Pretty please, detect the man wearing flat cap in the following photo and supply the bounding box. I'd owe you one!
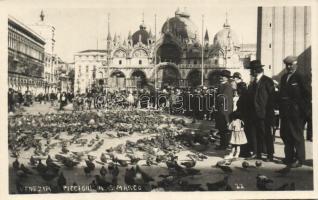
[247,60,275,161]
[214,70,234,150]
[279,55,311,168]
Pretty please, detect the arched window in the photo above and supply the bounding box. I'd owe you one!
[119,60,122,65]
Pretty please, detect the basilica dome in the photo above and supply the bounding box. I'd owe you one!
[161,8,198,41]
[132,23,150,45]
[213,20,240,49]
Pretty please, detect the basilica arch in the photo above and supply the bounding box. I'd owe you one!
[110,70,126,89]
[157,63,181,88]
[130,69,147,88]
[187,69,202,87]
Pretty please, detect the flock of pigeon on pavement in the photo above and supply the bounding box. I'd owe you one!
[9,110,296,193]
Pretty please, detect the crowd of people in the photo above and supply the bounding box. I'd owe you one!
[8,56,312,169]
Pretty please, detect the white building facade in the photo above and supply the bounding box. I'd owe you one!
[30,11,60,93]
[74,8,255,93]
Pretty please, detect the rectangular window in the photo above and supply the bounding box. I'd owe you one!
[269,43,271,48]
[139,60,142,65]
[119,60,122,65]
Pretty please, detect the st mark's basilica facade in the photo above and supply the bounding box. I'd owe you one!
[74,8,252,93]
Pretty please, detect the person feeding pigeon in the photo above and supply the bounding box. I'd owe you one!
[224,111,247,159]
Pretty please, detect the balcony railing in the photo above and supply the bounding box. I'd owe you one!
[177,64,215,68]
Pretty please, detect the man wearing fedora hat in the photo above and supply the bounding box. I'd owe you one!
[214,69,234,150]
[247,60,275,161]
[279,55,311,168]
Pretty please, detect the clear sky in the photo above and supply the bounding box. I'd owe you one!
[7,0,258,62]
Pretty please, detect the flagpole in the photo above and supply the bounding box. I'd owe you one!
[154,14,157,90]
[201,14,204,86]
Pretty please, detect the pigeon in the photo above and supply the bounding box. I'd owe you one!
[255,160,262,167]
[61,145,69,154]
[55,154,67,162]
[36,160,48,174]
[115,158,128,167]
[215,163,233,174]
[96,134,100,140]
[100,153,107,163]
[242,161,250,168]
[62,158,80,168]
[181,157,196,168]
[12,158,20,171]
[256,174,274,191]
[85,160,95,171]
[206,176,230,191]
[166,160,183,172]
[95,175,111,190]
[29,156,37,166]
[125,167,136,185]
[87,155,97,162]
[71,151,85,158]
[88,139,96,147]
[84,166,91,176]
[155,155,166,163]
[146,157,157,166]
[126,154,141,165]
[108,162,115,171]
[111,165,120,178]
[100,166,107,177]
[89,180,98,190]
[70,182,79,193]
[91,139,104,151]
[46,155,60,170]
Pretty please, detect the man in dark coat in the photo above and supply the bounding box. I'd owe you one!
[247,60,275,161]
[214,70,233,150]
[279,56,311,168]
